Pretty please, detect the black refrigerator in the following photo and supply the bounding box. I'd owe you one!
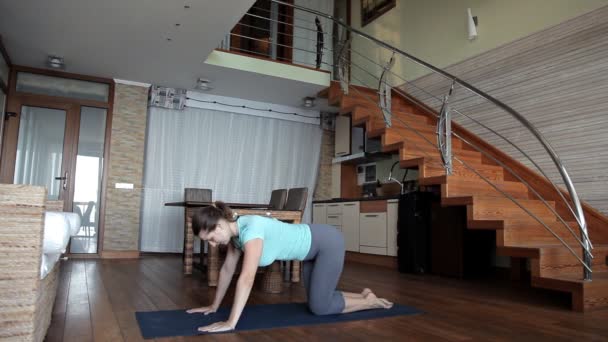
[397,191,495,277]
[397,191,435,274]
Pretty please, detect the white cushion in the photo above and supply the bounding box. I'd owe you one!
[40,253,61,279]
[43,212,71,254]
[64,212,81,236]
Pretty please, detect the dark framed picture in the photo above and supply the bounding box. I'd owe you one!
[361,0,396,27]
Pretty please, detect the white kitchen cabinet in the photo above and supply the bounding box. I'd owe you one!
[326,203,342,214]
[326,213,342,226]
[326,203,342,233]
[341,202,360,252]
[334,115,350,157]
[387,200,399,256]
[359,212,387,255]
[312,203,327,225]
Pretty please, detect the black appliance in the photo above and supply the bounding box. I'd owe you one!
[397,191,435,274]
[397,191,495,277]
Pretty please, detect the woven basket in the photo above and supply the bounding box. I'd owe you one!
[0,184,62,342]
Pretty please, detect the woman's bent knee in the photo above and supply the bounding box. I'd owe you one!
[308,300,336,315]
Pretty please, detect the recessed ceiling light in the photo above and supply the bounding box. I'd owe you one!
[303,97,315,108]
[195,78,213,91]
[47,55,65,69]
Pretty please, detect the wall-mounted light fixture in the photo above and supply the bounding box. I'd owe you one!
[47,55,65,69]
[302,96,315,108]
[195,78,213,91]
[467,8,478,41]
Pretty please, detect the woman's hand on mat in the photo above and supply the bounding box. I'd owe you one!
[186,305,217,315]
[197,321,235,333]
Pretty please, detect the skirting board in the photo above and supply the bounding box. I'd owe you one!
[101,250,140,259]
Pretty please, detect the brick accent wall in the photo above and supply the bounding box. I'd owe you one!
[313,128,335,200]
[102,83,149,252]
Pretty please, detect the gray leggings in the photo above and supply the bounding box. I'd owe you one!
[302,224,346,315]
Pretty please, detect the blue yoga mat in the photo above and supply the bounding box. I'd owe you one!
[136,303,421,339]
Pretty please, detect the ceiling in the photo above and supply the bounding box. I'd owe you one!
[0,0,331,109]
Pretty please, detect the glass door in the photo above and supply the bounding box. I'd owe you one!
[13,104,73,200]
[69,106,107,254]
[13,104,108,254]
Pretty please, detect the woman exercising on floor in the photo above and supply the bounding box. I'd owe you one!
[187,201,393,333]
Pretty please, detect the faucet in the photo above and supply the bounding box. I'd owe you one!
[387,161,404,194]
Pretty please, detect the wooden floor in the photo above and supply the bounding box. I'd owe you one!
[45,256,608,342]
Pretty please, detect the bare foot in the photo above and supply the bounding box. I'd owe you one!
[365,292,394,309]
[361,288,373,298]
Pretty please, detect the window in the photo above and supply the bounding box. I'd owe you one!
[16,72,109,102]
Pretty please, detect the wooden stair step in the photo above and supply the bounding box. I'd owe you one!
[381,133,404,152]
[441,177,530,200]
[366,118,389,137]
[400,150,444,170]
[328,82,379,105]
[459,196,557,222]
[399,146,484,168]
[389,123,437,135]
[531,271,608,311]
[317,86,330,99]
[384,127,464,149]
[344,105,431,127]
[383,129,435,152]
[467,198,556,222]
[405,143,483,161]
[424,162,504,182]
[391,109,433,125]
[495,244,606,280]
[399,156,447,178]
[498,220,583,247]
[339,93,380,110]
[450,163,504,182]
[530,244,608,279]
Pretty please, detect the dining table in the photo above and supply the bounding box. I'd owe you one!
[164,201,303,288]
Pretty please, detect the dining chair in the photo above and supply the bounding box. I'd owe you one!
[268,189,287,210]
[81,201,95,237]
[264,187,309,293]
[284,187,308,211]
[184,188,212,203]
[184,188,212,278]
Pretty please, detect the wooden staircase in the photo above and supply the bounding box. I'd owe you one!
[319,81,608,311]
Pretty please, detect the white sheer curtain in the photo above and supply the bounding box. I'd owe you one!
[140,106,323,252]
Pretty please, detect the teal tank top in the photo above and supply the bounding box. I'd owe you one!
[233,215,312,267]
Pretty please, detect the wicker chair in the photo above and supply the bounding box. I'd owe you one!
[0,184,63,342]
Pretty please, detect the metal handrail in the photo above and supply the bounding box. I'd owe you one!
[270,0,592,279]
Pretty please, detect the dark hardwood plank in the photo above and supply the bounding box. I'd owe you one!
[46,256,608,341]
[84,260,124,341]
[62,261,93,342]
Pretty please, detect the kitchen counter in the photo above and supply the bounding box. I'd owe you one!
[313,195,400,204]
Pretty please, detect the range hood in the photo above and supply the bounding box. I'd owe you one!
[332,151,392,164]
